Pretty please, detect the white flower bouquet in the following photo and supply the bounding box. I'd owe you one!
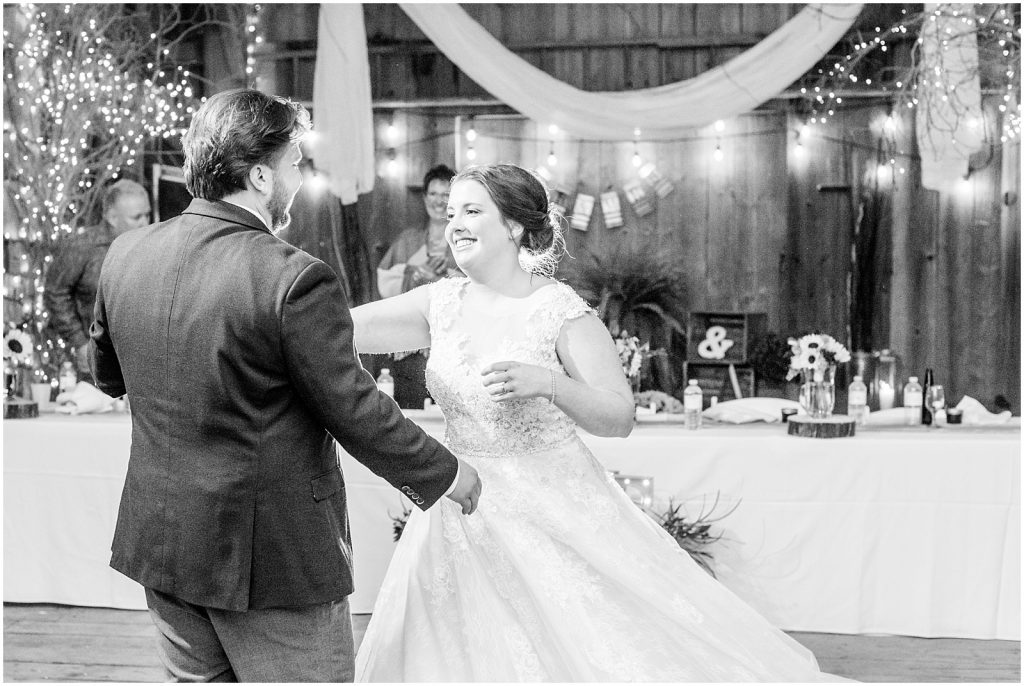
[785,333,851,382]
[615,331,648,380]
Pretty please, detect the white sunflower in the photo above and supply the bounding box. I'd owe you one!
[3,329,34,365]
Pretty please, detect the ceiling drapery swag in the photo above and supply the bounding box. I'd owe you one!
[312,3,375,203]
[399,3,864,140]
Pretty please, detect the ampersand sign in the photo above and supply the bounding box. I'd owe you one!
[697,325,734,360]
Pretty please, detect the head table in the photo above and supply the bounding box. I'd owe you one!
[3,410,1018,640]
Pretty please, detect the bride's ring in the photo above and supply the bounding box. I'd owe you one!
[500,382,507,394]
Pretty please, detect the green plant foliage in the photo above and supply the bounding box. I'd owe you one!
[561,243,688,393]
[647,493,739,578]
[748,332,795,385]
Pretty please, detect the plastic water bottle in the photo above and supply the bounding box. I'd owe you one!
[58,361,78,394]
[848,375,867,426]
[376,368,394,398]
[903,376,922,425]
[683,379,703,430]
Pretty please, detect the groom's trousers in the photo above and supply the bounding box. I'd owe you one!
[145,587,355,682]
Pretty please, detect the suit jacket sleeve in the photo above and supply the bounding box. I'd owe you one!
[45,240,90,350]
[282,261,458,509]
[89,271,126,397]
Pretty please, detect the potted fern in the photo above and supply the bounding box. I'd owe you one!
[561,244,687,394]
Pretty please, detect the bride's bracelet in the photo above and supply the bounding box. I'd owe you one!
[549,370,557,404]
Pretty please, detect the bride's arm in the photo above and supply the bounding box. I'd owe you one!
[552,314,636,437]
[350,286,432,354]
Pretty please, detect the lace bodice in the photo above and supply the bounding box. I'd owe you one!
[424,277,594,457]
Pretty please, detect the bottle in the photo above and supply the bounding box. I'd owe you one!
[58,361,78,394]
[683,379,703,430]
[921,368,934,425]
[376,368,394,398]
[903,376,922,425]
[848,375,867,426]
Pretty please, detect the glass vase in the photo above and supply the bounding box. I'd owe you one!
[799,365,836,419]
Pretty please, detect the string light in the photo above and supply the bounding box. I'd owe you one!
[385,112,398,144]
[713,144,724,162]
[386,148,398,177]
[465,116,477,142]
[632,127,642,167]
[245,4,262,78]
[547,142,557,167]
[3,3,199,382]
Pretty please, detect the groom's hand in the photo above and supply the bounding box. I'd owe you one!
[446,458,482,515]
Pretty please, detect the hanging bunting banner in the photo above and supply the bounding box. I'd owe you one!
[600,190,624,229]
[639,163,675,199]
[570,193,595,231]
[622,180,654,217]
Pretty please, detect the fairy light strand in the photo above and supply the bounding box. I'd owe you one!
[2,3,201,381]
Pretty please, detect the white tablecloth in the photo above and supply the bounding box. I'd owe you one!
[3,412,1019,639]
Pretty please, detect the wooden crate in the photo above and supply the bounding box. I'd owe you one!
[683,362,756,409]
[686,312,767,365]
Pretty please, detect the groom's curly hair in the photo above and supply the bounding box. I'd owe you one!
[182,89,311,201]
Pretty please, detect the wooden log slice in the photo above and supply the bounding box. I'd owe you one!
[3,398,39,419]
[787,414,856,438]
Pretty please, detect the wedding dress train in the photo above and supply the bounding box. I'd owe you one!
[355,277,846,682]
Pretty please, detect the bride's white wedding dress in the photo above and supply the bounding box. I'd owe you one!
[355,277,845,682]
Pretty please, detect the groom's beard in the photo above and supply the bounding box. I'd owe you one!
[267,179,293,233]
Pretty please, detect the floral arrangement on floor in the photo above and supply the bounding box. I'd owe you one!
[786,333,851,382]
[390,502,413,542]
[647,493,739,578]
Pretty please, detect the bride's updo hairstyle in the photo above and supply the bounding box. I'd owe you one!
[452,163,566,278]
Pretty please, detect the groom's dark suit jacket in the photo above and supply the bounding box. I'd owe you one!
[91,199,457,611]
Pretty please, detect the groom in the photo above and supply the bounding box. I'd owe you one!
[90,89,481,682]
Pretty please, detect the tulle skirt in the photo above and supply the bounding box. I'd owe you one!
[355,435,848,682]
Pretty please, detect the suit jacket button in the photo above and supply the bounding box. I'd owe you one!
[402,486,410,493]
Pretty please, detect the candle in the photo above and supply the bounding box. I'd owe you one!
[877,381,895,410]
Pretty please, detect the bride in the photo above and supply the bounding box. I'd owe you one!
[350,163,846,682]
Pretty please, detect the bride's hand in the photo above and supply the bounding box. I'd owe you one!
[481,361,553,402]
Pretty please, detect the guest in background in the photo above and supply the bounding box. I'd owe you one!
[375,164,461,409]
[376,164,459,298]
[44,179,151,373]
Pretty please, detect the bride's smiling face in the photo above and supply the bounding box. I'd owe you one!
[445,179,521,274]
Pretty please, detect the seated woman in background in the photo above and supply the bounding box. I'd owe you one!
[375,164,461,409]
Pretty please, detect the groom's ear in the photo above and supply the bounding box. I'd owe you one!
[247,163,272,195]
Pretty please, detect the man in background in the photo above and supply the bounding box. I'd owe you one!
[44,179,151,373]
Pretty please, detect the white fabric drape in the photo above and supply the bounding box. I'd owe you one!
[915,4,985,191]
[312,3,375,203]
[399,3,863,140]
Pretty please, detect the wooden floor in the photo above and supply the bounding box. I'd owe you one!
[4,603,1020,683]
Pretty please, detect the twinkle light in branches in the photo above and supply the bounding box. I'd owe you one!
[812,5,1018,134]
[2,3,202,380]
